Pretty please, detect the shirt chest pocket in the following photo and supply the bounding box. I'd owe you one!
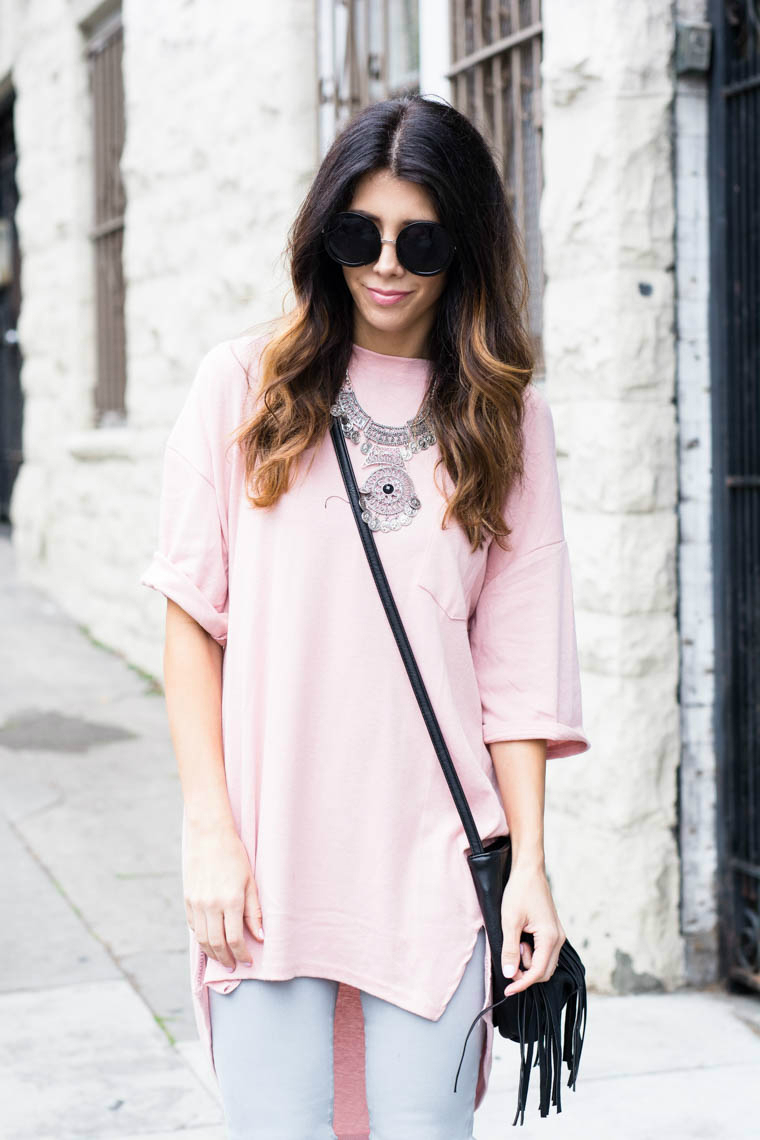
[415,509,490,622]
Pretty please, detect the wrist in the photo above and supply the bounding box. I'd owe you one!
[509,845,546,873]
[185,805,236,835]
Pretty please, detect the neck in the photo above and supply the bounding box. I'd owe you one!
[351,315,433,360]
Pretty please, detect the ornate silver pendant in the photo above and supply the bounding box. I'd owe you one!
[329,368,435,532]
[358,465,421,531]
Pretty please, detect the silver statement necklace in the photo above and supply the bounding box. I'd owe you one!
[330,368,437,532]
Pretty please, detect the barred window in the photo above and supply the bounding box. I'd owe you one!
[85,10,127,426]
[317,0,421,158]
[447,0,544,377]
[316,0,544,377]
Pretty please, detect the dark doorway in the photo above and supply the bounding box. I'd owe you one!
[0,91,22,524]
[708,0,760,992]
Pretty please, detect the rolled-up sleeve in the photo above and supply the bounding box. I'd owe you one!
[468,385,589,759]
[140,346,232,646]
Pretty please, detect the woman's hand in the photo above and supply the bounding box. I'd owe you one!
[500,861,566,996]
[183,820,264,970]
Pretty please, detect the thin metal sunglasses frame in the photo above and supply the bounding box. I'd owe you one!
[321,210,457,276]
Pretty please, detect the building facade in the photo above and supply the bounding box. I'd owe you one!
[0,0,756,1001]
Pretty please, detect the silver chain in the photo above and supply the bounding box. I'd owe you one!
[330,369,436,532]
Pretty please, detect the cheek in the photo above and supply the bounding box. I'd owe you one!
[417,274,447,308]
[342,268,363,299]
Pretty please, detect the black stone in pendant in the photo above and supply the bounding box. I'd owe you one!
[359,464,417,527]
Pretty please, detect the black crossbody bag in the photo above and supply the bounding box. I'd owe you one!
[330,417,588,1127]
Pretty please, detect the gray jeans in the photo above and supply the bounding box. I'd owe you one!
[208,925,487,1140]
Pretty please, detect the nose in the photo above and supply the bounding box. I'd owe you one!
[373,236,404,275]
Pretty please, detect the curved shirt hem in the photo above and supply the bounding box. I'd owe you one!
[193,921,496,1115]
[202,925,485,1021]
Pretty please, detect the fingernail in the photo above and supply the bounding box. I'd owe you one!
[224,964,235,972]
[258,927,264,939]
[243,961,253,967]
[503,961,516,976]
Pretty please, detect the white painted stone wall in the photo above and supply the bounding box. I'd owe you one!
[674,0,718,984]
[2,0,317,677]
[539,0,686,991]
[1,0,718,993]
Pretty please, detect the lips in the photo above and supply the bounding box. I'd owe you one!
[365,286,411,305]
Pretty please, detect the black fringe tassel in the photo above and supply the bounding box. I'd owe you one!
[452,939,588,1127]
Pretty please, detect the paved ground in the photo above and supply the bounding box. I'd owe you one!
[1,525,759,1140]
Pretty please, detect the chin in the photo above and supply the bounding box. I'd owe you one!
[358,303,409,329]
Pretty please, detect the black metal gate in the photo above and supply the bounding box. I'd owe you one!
[709,0,760,991]
[0,92,22,523]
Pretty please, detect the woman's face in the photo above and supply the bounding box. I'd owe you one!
[340,169,449,353]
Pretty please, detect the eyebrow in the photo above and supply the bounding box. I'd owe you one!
[353,209,436,226]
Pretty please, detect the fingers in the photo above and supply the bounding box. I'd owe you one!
[210,881,264,967]
[501,926,529,979]
[503,931,565,996]
[183,834,265,970]
[223,911,254,968]
[189,894,261,970]
[243,879,265,944]
[190,904,209,959]
[206,909,237,970]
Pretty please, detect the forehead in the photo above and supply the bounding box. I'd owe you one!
[348,169,439,223]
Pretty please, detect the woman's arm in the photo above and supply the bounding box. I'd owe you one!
[164,598,264,967]
[164,598,232,831]
[490,738,547,871]
[489,738,566,993]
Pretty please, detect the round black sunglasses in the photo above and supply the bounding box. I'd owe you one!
[321,211,456,277]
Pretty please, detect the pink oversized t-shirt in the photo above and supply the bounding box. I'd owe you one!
[140,333,589,1135]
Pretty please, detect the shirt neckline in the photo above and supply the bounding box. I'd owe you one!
[347,342,433,419]
[350,342,432,365]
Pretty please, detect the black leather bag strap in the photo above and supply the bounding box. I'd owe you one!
[329,416,485,858]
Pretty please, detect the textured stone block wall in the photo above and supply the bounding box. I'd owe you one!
[1,0,709,992]
[539,0,685,991]
[4,0,317,675]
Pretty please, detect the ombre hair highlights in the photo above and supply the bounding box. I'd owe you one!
[232,94,535,553]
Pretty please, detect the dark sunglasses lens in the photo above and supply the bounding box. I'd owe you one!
[323,213,379,266]
[397,222,453,274]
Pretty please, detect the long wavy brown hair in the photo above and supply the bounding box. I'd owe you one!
[232,95,535,552]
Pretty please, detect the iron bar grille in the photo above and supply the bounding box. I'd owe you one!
[86,15,127,426]
[0,94,22,521]
[710,0,760,991]
[318,0,420,148]
[446,0,544,379]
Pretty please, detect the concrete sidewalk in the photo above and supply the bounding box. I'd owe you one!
[1,527,758,1140]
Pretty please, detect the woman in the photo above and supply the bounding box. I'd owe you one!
[141,94,589,1140]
